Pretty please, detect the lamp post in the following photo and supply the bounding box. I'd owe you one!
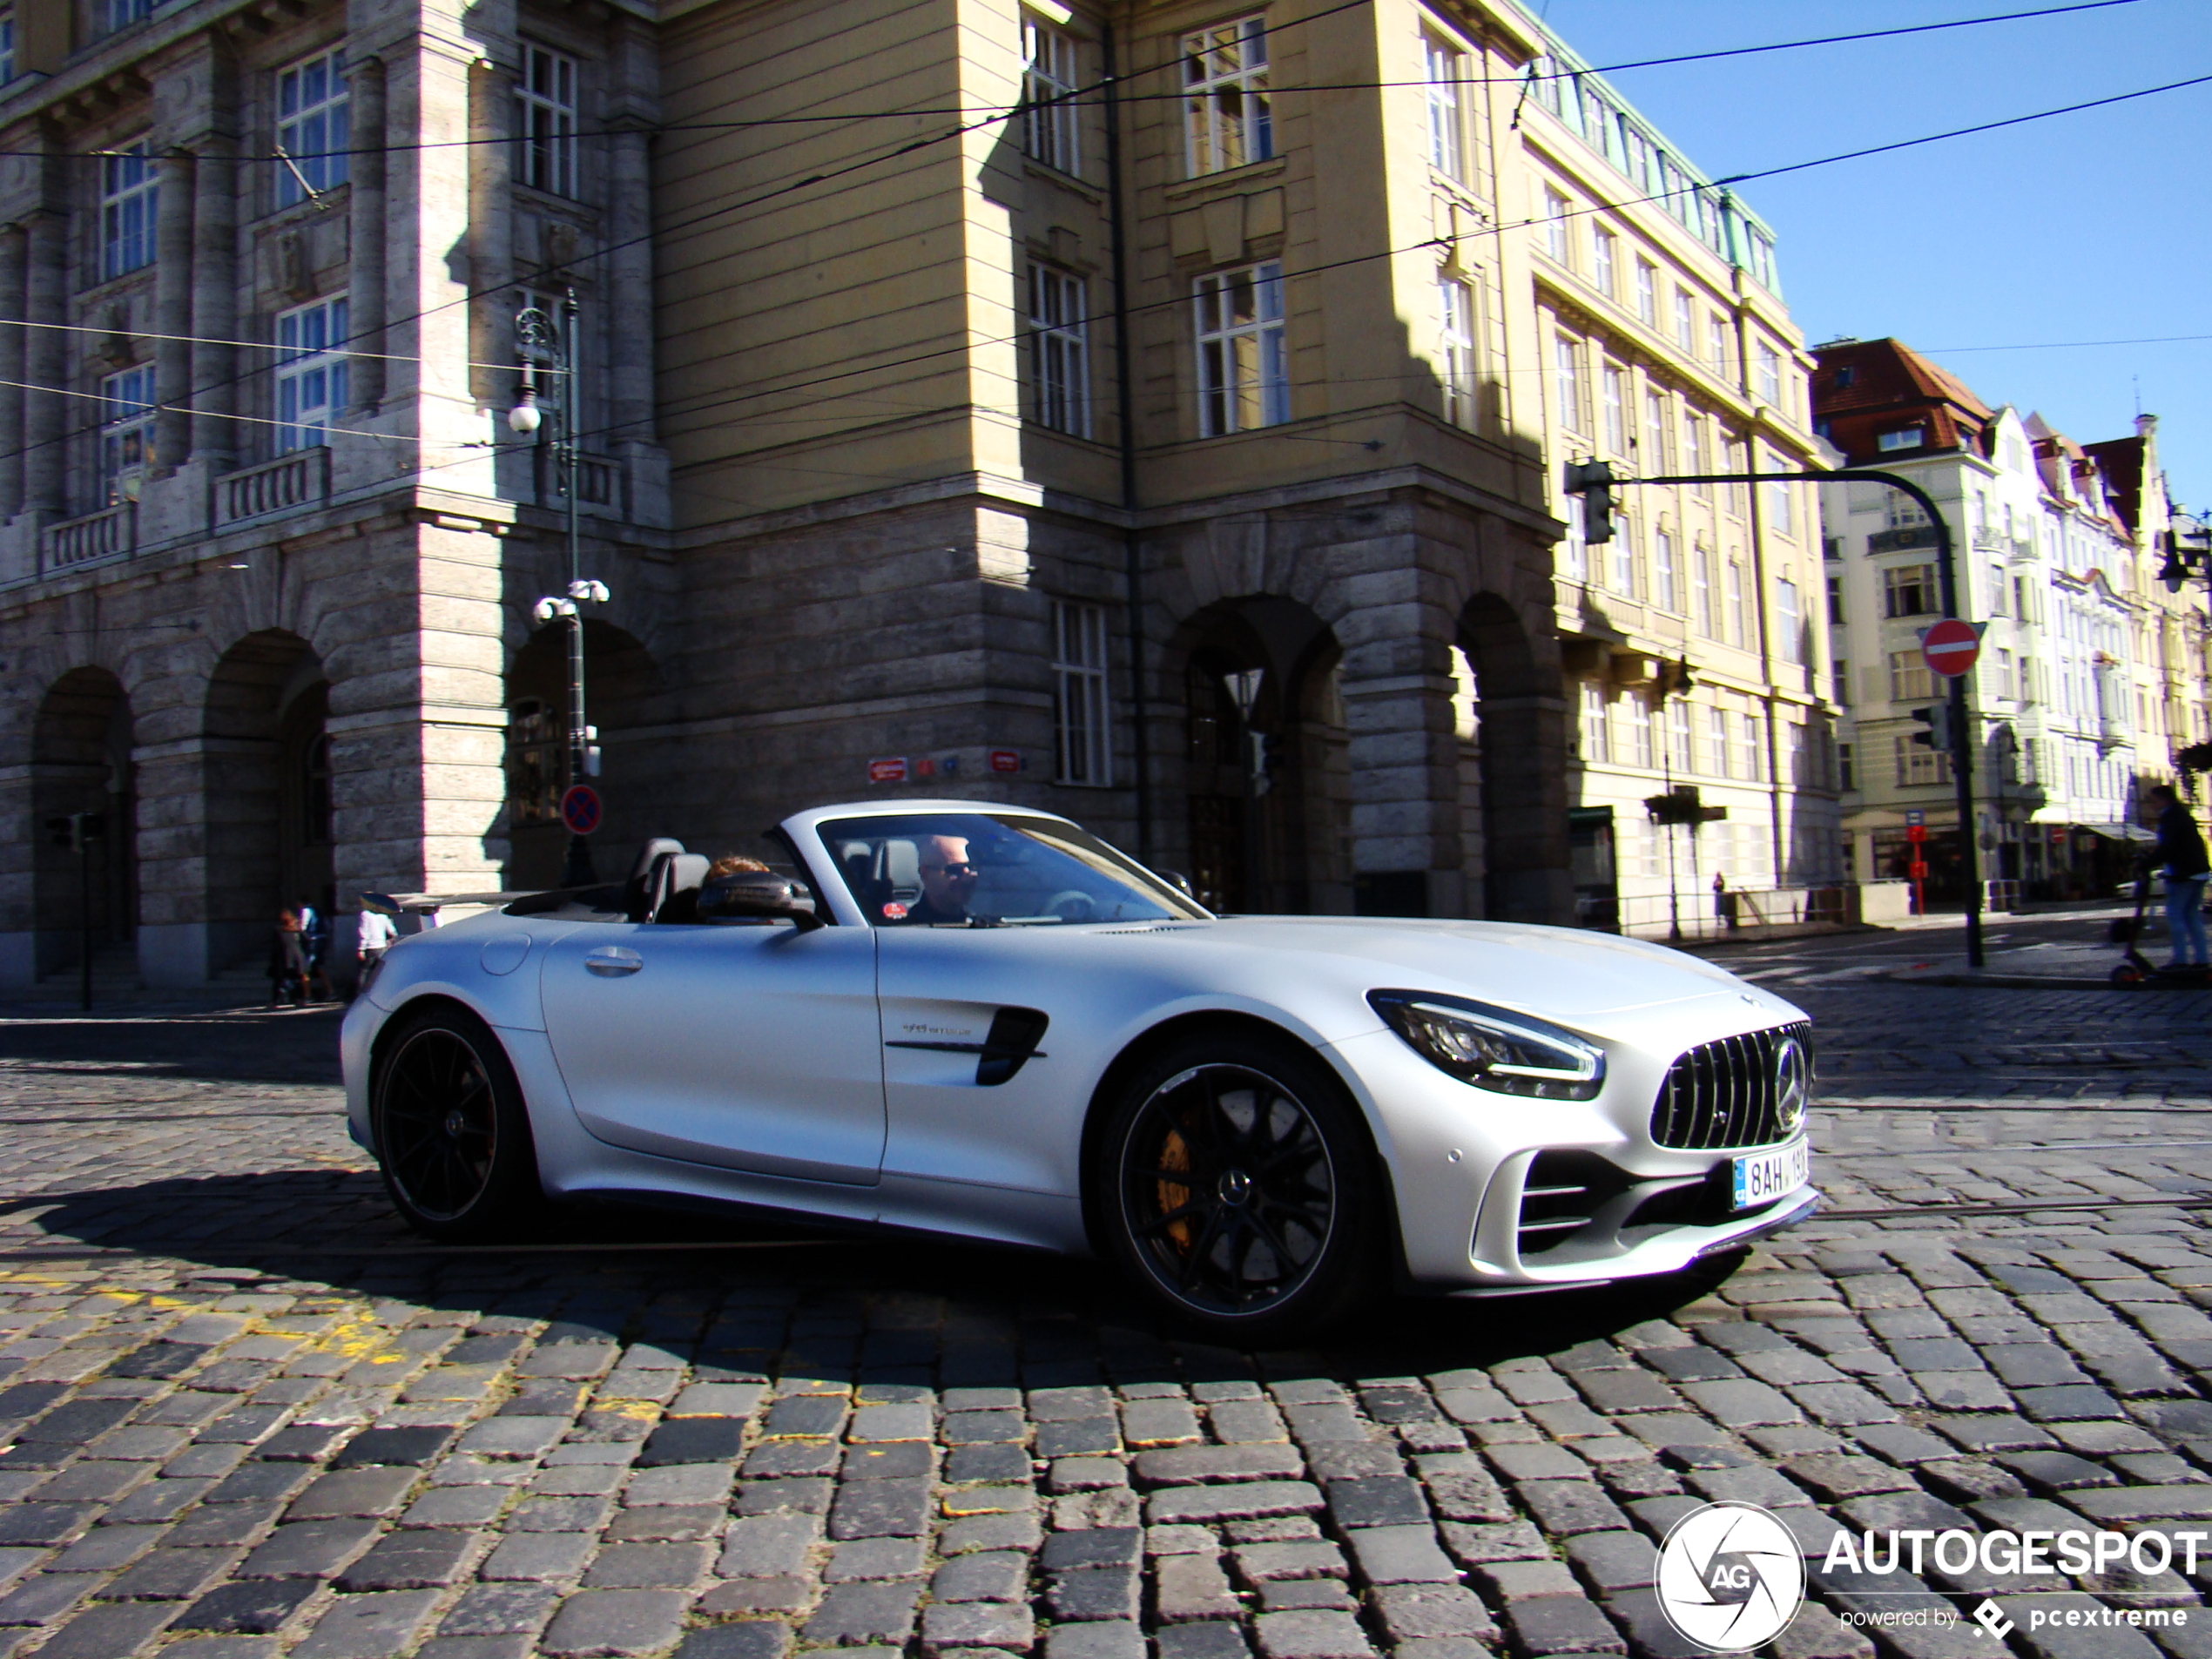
[511,290,606,888]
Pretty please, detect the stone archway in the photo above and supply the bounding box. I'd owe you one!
[1459,591,1572,923]
[1172,597,1347,914]
[203,631,329,974]
[30,668,137,981]
[504,619,664,890]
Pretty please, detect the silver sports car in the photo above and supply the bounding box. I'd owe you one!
[342,799,1817,1339]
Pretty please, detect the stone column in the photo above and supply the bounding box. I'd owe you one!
[1338,597,1467,919]
[190,136,237,471]
[346,57,387,412]
[153,150,195,475]
[606,125,655,445]
[0,226,26,522]
[23,210,64,516]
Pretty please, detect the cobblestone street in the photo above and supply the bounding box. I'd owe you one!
[0,934,2208,1659]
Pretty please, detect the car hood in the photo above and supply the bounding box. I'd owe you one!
[1116,915,1801,1034]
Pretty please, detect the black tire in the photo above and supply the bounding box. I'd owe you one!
[1093,1028,1379,1343]
[2112,964,2147,986]
[370,1006,542,1241]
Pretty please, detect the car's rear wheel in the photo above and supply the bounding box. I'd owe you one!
[371,1007,540,1241]
[1095,1028,1379,1342]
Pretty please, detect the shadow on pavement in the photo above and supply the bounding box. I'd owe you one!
[0,1006,346,1088]
[4,1168,1739,1376]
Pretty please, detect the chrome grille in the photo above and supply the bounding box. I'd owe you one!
[1649,1023,1811,1150]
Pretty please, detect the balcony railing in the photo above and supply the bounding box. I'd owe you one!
[43,503,135,574]
[1869,523,1939,553]
[216,447,330,529]
[535,448,624,517]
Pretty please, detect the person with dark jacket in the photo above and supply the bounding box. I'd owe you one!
[2145,784,2210,968]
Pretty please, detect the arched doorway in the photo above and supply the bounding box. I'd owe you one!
[1177,598,1348,914]
[204,631,329,972]
[505,620,663,890]
[31,668,137,980]
[1458,592,1571,923]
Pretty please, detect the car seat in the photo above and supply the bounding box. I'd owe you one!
[643,853,711,923]
[624,838,685,921]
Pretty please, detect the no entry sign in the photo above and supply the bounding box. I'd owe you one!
[1921,617,1980,678]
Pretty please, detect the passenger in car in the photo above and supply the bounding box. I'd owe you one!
[905,834,979,924]
[708,854,770,878]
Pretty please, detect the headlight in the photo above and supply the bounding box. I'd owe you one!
[1368,990,1605,1100]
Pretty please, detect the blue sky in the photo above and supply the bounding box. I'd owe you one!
[1538,0,2212,515]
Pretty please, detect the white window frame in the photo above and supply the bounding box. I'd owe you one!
[1600,361,1625,456]
[1591,226,1615,298]
[1708,313,1729,374]
[1764,455,1795,537]
[1736,711,1762,782]
[1022,16,1082,177]
[274,295,350,452]
[1610,512,1636,598]
[1709,706,1730,779]
[516,42,579,198]
[1673,287,1693,352]
[1183,16,1271,177]
[276,49,350,206]
[1654,529,1678,613]
[1194,261,1287,435]
[1423,30,1464,180]
[1693,541,1713,636]
[1028,266,1089,438]
[1553,334,1582,433]
[1726,560,1747,645]
[1756,340,1782,404]
[1437,276,1475,428]
[1642,387,1670,473]
[1669,699,1693,773]
[1543,189,1570,264]
[1684,409,1709,497]
[101,141,157,281]
[1580,684,1610,765]
[1888,649,1932,702]
[1052,600,1113,786]
[99,363,155,498]
[1775,576,1800,664]
[1878,426,1925,452]
[1634,260,1656,326]
[1626,696,1653,769]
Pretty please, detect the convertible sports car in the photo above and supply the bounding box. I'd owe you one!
[342,800,1818,1339]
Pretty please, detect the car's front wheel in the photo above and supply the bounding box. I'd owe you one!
[370,1007,541,1241]
[1095,1028,1379,1342]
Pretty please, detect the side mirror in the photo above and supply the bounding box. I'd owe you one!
[1156,869,1197,900]
[696,873,825,932]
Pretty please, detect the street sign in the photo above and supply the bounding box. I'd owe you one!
[558,784,602,836]
[1905,825,1926,844]
[867,757,908,785]
[988,749,1022,774]
[1921,617,1980,678]
[1909,861,1930,880]
[1905,808,1924,826]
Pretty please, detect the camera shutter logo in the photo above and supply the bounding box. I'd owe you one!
[1656,1501,1806,1652]
[1772,1035,1810,1135]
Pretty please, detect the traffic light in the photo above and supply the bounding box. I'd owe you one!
[1909,704,1954,752]
[1563,459,1617,545]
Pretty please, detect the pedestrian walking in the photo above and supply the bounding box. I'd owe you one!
[299,898,333,1001]
[1712,871,1738,932]
[269,907,311,1008]
[355,906,396,995]
[2143,784,2210,968]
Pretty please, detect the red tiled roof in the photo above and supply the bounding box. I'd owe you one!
[1810,338,1993,465]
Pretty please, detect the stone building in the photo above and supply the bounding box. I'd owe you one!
[1813,338,2207,905]
[0,0,1831,990]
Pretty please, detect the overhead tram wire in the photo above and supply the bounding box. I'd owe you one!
[0,0,2141,162]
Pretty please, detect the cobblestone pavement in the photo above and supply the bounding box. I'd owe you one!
[0,961,2208,1659]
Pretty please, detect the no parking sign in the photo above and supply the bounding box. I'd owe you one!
[559,784,603,836]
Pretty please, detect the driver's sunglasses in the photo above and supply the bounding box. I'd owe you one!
[922,861,980,877]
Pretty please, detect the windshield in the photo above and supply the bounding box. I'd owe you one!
[819,813,1210,927]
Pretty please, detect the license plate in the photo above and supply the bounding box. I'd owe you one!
[1731,1139,1810,1211]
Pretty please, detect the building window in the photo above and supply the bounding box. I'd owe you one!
[1893,734,1949,786]
[1654,529,1678,613]
[1028,267,1089,437]
[1838,741,1854,791]
[1707,313,1729,374]
[1683,410,1708,496]
[1560,491,1587,584]
[1825,573,1844,624]
[1022,16,1081,176]
[1543,189,1570,263]
[1194,261,1287,435]
[1775,577,1801,664]
[1736,712,1762,782]
[1710,706,1730,779]
[1183,17,1271,176]
[1611,513,1636,599]
[1888,649,1932,702]
[1626,697,1653,768]
[1755,341,1782,405]
[274,296,350,451]
[99,363,156,497]
[1580,684,1610,764]
[1669,699,1693,773]
[1673,288,1693,352]
[516,44,579,197]
[276,50,350,206]
[1591,226,1616,298]
[1883,563,1939,618]
[102,142,157,280]
[1423,30,1464,179]
[1693,543,1714,636]
[1600,362,1625,456]
[1642,388,1671,473]
[0,12,14,84]
[1052,600,1112,786]
[1877,426,1925,452]
[1437,277,1475,428]
[1831,658,1849,707]
[1726,560,1747,645]
[1764,457,1794,537]
[1635,260,1656,327]
[1553,334,1582,433]
[107,0,153,29]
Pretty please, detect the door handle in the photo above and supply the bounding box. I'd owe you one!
[583,946,643,977]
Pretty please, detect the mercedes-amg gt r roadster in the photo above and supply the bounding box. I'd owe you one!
[342,800,1817,1339]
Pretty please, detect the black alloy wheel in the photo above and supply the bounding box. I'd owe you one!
[371,1008,539,1240]
[1099,1031,1376,1339]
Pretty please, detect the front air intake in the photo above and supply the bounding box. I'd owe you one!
[1649,1023,1811,1150]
